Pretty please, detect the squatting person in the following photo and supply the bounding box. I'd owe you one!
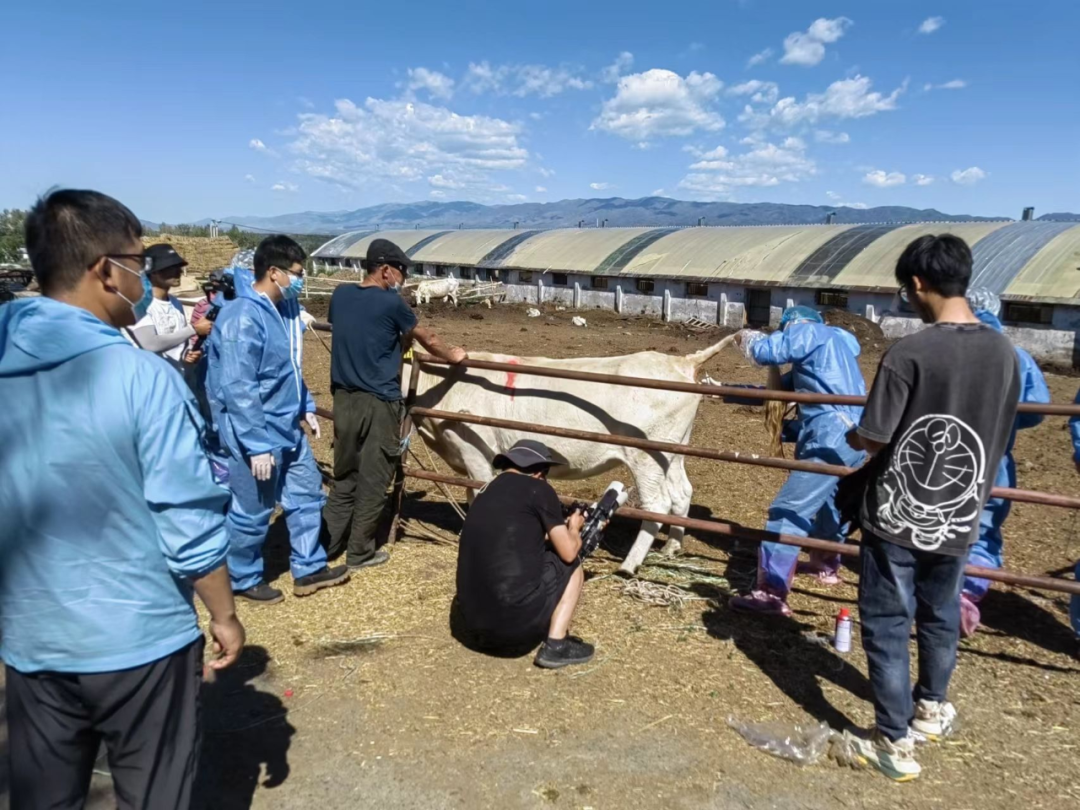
[729,304,867,617]
[847,234,1020,781]
[454,440,596,668]
[207,235,349,603]
[323,238,466,570]
[0,189,245,808]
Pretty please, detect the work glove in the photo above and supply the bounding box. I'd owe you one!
[299,309,316,328]
[735,329,767,365]
[250,453,275,482]
[304,412,321,440]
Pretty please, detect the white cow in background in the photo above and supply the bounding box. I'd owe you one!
[411,276,460,307]
[403,336,734,573]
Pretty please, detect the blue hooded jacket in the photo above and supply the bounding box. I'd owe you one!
[749,321,866,425]
[0,297,229,674]
[206,266,316,458]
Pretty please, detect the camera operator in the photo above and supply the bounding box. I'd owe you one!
[454,440,595,669]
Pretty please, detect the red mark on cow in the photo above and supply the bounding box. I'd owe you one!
[505,358,521,400]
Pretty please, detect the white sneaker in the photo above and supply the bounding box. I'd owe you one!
[854,730,922,782]
[910,699,957,742]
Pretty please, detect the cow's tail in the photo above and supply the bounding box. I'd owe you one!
[685,335,735,368]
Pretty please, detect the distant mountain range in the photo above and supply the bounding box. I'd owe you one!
[197,196,1076,235]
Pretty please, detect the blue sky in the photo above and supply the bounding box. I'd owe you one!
[1,1,1076,223]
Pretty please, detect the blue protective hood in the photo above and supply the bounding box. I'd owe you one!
[975,309,1004,333]
[0,297,129,377]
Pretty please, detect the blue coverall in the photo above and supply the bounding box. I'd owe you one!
[207,266,327,591]
[963,310,1050,599]
[1070,388,1080,637]
[749,322,867,596]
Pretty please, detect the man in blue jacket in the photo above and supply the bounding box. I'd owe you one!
[961,289,1051,636]
[729,305,867,617]
[208,235,348,603]
[0,189,245,808]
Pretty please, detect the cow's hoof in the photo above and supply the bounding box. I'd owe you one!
[616,561,640,577]
[660,538,682,558]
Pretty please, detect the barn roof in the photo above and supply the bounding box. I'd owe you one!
[314,221,1080,303]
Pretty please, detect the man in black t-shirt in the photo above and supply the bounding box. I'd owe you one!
[847,235,1020,782]
[454,440,595,669]
[322,238,466,571]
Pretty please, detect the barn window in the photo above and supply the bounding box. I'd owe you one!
[435,266,446,277]
[1003,302,1053,326]
[816,290,849,308]
[686,281,709,297]
[636,278,655,294]
[552,273,568,286]
[459,268,474,280]
[591,276,609,290]
[519,270,533,283]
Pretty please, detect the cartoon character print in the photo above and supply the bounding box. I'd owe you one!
[879,414,986,551]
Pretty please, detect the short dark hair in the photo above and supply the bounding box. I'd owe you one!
[895,234,973,298]
[253,234,306,281]
[25,188,142,294]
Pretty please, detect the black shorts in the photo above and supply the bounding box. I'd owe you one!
[458,550,579,652]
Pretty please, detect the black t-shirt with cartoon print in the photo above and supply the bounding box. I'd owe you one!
[857,323,1020,557]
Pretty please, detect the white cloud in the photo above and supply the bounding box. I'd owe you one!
[602,51,634,83]
[825,190,868,209]
[651,188,667,196]
[912,173,935,186]
[287,97,528,195]
[745,75,905,128]
[924,79,967,91]
[430,190,447,199]
[863,169,906,187]
[537,167,556,178]
[727,80,779,105]
[528,112,544,121]
[244,174,256,183]
[507,194,528,202]
[780,17,852,67]
[463,61,592,97]
[249,138,279,157]
[919,16,945,35]
[951,166,987,185]
[678,137,817,197]
[814,129,850,144]
[591,68,725,142]
[747,48,773,68]
[535,185,547,193]
[406,67,455,100]
[590,182,614,191]
[271,181,299,193]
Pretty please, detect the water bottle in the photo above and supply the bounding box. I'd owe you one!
[834,608,852,653]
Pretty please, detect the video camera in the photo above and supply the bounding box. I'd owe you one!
[203,271,236,303]
[566,482,629,561]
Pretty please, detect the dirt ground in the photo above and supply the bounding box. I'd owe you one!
[3,299,1079,810]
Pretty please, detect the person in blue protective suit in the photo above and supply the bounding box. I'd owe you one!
[0,189,244,808]
[960,289,1051,636]
[207,235,349,604]
[1071,388,1080,646]
[729,305,868,617]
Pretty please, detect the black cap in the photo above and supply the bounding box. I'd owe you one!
[364,238,413,274]
[145,243,188,274]
[492,440,565,471]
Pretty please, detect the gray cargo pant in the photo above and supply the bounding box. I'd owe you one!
[323,388,404,566]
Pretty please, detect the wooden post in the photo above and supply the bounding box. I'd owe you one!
[387,350,423,543]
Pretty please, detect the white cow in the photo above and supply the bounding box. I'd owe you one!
[411,276,461,307]
[403,336,733,573]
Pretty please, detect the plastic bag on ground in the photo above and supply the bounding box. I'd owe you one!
[526,308,541,318]
[727,716,832,766]
[572,316,588,327]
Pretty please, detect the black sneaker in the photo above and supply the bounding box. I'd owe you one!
[236,583,284,604]
[347,550,390,572]
[293,565,350,597]
[534,635,595,669]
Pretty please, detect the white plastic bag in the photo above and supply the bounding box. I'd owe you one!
[572,316,588,327]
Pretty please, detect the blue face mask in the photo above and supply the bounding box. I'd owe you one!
[109,259,154,320]
[277,271,305,300]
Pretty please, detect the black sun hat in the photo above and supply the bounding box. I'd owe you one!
[363,238,413,274]
[145,243,188,274]
[492,440,566,471]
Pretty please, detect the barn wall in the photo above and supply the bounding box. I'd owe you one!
[880,314,1080,367]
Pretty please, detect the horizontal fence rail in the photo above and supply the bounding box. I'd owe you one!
[406,407,1080,510]
[404,467,1080,596]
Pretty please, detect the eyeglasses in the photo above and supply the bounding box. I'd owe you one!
[273,265,304,279]
[103,254,153,274]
